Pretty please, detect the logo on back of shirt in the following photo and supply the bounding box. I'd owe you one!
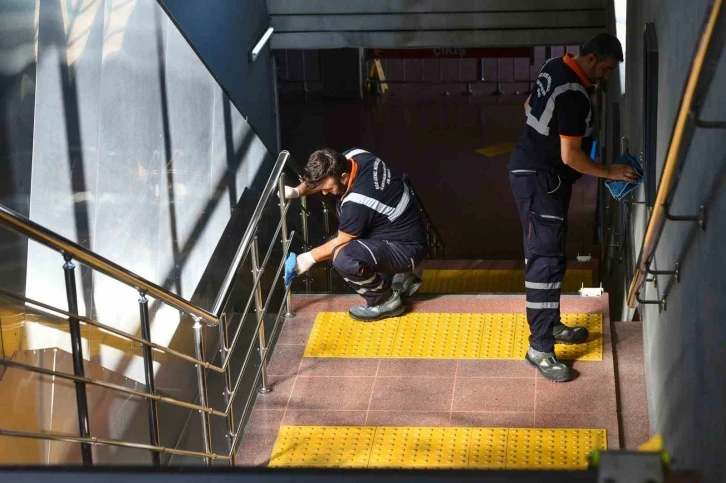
[372,158,391,191]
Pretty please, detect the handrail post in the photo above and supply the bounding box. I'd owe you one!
[218,314,236,465]
[192,319,213,466]
[138,291,161,466]
[300,196,312,292]
[62,254,93,465]
[251,238,272,394]
[277,173,295,317]
[322,204,333,291]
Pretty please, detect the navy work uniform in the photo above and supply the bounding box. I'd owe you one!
[332,149,428,306]
[508,54,595,353]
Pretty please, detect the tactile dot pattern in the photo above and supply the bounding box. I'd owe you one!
[304,312,400,358]
[304,312,603,361]
[419,269,592,294]
[506,428,607,469]
[392,313,483,359]
[269,425,376,467]
[368,427,471,468]
[469,428,509,468]
[269,426,607,470]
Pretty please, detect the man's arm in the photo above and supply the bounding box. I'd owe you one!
[295,231,357,275]
[310,232,356,262]
[561,137,637,182]
[295,182,321,197]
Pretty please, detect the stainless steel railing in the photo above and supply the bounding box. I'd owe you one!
[0,149,445,466]
[0,150,305,466]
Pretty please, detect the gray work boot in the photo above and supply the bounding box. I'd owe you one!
[349,291,405,322]
[553,322,589,344]
[392,272,423,297]
[525,347,571,382]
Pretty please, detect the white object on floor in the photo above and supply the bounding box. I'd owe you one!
[579,283,604,297]
[576,253,592,262]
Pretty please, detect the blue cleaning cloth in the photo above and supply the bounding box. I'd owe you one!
[605,152,644,201]
[284,252,297,286]
[590,139,598,160]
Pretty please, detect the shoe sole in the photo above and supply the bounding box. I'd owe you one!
[349,303,406,322]
[525,354,571,383]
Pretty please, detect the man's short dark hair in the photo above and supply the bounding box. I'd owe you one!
[303,148,349,187]
[581,33,624,62]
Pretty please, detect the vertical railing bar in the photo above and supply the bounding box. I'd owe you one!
[138,291,161,466]
[62,254,93,465]
[193,319,213,466]
[250,238,271,394]
[218,314,236,465]
[300,196,312,292]
[277,173,295,317]
[322,205,333,291]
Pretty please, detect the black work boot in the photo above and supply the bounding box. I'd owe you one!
[525,347,571,382]
[349,291,405,322]
[392,272,423,297]
[553,322,589,344]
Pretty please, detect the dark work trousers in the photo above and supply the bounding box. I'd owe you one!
[509,169,573,353]
[332,239,427,306]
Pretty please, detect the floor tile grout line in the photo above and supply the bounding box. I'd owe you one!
[448,360,459,426]
[364,360,381,425]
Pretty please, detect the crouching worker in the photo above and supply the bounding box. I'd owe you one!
[281,148,427,321]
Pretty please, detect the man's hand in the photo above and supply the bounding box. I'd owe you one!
[278,186,300,200]
[607,164,639,183]
[295,252,315,274]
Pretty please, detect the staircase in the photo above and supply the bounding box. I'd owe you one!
[235,258,649,469]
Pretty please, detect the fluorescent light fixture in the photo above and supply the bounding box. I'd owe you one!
[250,27,274,63]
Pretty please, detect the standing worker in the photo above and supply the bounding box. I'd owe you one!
[508,33,637,382]
[281,148,427,321]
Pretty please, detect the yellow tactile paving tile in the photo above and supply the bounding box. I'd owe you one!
[304,312,603,361]
[419,269,592,294]
[269,426,607,470]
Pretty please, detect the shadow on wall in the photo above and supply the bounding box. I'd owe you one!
[3,0,277,463]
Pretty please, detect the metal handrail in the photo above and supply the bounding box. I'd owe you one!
[627,0,725,308]
[0,287,224,373]
[0,428,231,461]
[0,205,217,326]
[0,359,226,417]
[211,150,293,316]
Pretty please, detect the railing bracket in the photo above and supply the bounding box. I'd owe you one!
[645,262,681,283]
[664,204,706,230]
[695,118,726,129]
[636,291,667,311]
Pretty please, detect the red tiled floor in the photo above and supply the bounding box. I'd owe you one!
[291,293,610,318]
[613,321,650,449]
[450,411,535,428]
[376,359,457,378]
[267,344,305,376]
[240,293,620,466]
[239,410,285,446]
[369,377,455,412]
[276,316,317,346]
[456,360,536,378]
[297,358,380,377]
[235,442,276,466]
[288,376,375,411]
[253,376,295,411]
[282,410,367,426]
[366,411,451,427]
[452,377,535,413]
[535,375,617,414]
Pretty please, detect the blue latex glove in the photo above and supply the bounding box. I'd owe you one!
[605,152,644,201]
[284,252,297,286]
